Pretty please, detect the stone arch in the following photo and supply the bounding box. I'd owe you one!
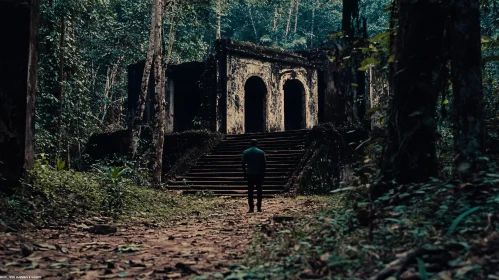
[279,71,310,130]
[243,75,268,133]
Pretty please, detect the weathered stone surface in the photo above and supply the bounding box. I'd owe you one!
[216,39,319,135]
[127,39,323,137]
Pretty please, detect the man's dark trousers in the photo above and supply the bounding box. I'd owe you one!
[247,174,263,210]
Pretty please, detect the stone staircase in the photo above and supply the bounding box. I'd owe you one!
[167,130,310,197]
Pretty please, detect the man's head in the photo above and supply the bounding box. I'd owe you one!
[251,139,257,146]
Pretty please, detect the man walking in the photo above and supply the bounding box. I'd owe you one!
[242,139,266,213]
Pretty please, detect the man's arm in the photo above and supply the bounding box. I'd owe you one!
[242,153,247,180]
[261,153,266,178]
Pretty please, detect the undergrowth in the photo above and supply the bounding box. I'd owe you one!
[0,156,224,231]
[199,160,499,280]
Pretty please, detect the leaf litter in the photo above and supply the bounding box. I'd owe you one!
[0,197,329,279]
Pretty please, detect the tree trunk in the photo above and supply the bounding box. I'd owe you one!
[248,6,258,41]
[45,0,58,136]
[450,0,485,173]
[328,0,362,125]
[164,7,180,133]
[311,7,315,47]
[216,0,221,39]
[129,0,160,158]
[101,57,123,123]
[272,7,279,32]
[380,0,447,186]
[293,0,299,33]
[0,0,40,190]
[55,15,66,161]
[285,0,294,37]
[150,0,165,186]
[342,0,359,39]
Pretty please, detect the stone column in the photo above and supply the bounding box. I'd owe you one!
[0,0,40,189]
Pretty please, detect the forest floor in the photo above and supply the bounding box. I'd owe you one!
[0,197,332,280]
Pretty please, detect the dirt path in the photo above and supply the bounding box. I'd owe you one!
[0,198,328,279]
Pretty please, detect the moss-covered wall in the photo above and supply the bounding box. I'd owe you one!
[284,124,369,195]
[216,39,319,135]
[86,130,222,177]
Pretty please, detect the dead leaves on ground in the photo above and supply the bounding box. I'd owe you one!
[0,198,327,279]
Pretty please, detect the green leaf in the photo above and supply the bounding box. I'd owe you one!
[370,31,390,43]
[56,158,66,171]
[416,258,428,280]
[384,218,402,223]
[27,262,39,269]
[446,206,481,236]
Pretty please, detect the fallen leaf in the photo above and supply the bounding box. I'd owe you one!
[165,272,182,278]
[320,253,330,261]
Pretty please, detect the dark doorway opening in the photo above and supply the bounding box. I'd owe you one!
[170,62,205,132]
[284,79,305,131]
[244,76,267,133]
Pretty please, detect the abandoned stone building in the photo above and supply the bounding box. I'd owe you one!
[128,39,332,135]
[118,39,368,196]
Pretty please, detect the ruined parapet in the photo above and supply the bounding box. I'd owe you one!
[215,38,320,135]
[284,123,369,195]
[216,39,315,67]
[127,60,210,133]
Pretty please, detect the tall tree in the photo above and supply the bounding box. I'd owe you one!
[285,0,294,37]
[129,0,162,158]
[381,0,447,185]
[150,0,165,185]
[216,0,222,39]
[0,0,40,189]
[450,0,485,173]
[327,0,366,125]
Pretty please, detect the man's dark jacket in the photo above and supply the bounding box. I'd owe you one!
[242,146,266,175]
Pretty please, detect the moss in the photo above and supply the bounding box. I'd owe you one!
[163,129,223,179]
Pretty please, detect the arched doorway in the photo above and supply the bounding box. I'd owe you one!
[244,76,267,133]
[284,79,305,131]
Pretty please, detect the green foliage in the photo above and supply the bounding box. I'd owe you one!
[0,155,226,230]
[97,166,131,216]
[446,206,481,236]
[56,158,66,171]
[416,257,428,280]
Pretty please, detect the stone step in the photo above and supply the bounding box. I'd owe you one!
[220,138,306,145]
[195,157,302,164]
[177,177,288,183]
[212,144,305,152]
[185,171,290,176]
[168,185,283,191]
[224,130,309,140]
[189,167,295,173]
[169,180,286,185]
[190,163,296,168]
[206,151,305,156]
[167,130,310,197]
[203,151,304,157]
[179,190,279,197]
